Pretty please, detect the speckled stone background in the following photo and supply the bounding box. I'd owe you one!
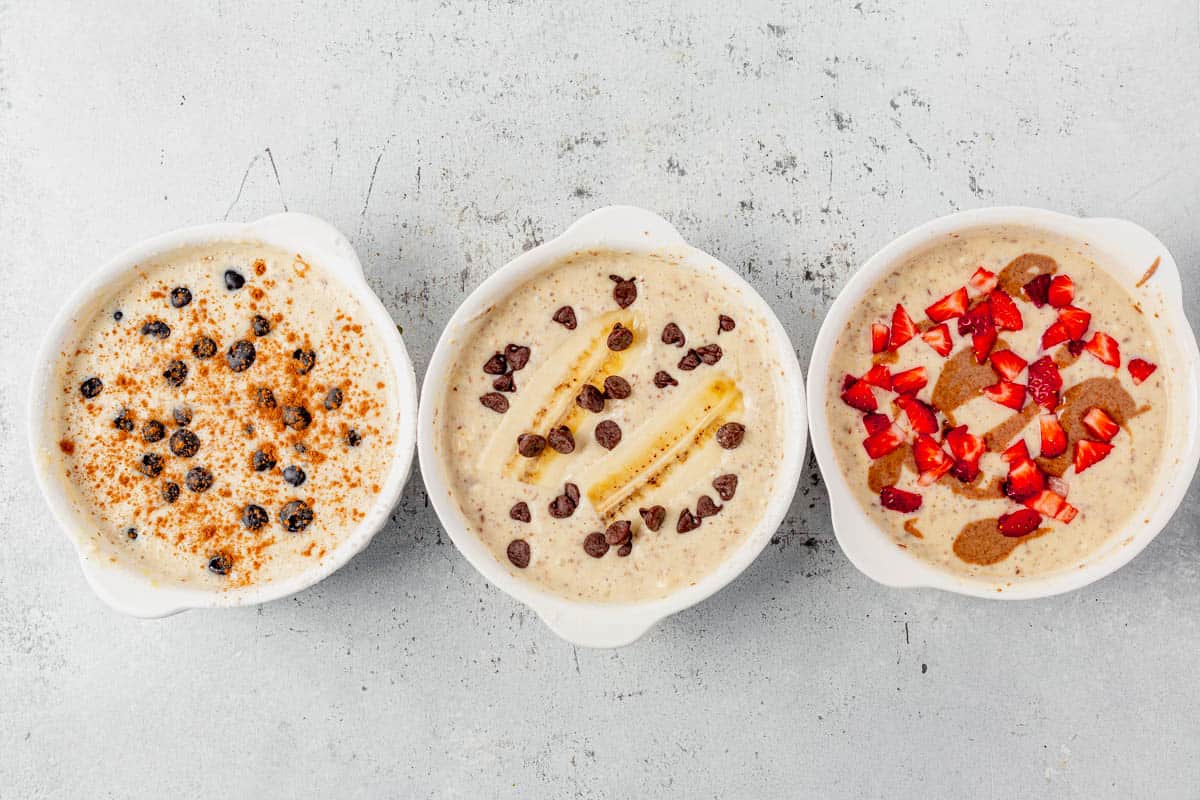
[2,1,1198,797]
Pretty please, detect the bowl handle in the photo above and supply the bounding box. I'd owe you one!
[250,212,365,283]
[1083,217,1183,300]
[78,556,188,618]
[559,205,688,249]
[829,503,927,589]
[535,606,661,649]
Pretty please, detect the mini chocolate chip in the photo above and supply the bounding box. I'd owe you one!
[252,449,276,472]
[607,322,633,351]
[137,453,164,477]
[506,539,531,568]
[564,483,580,504]
[505,344,531,370]
[255,386,277,408]
[279,499,313,532]
[324,386,344,410]
[345,429,362,447]
[208,553,232,575]
[603,375,631,399]
[141,419,165,442]
[185,466,213,493]
[251,314,272,336]
[583,532,610,558]
[653,371,678,388]
[162,360,188,386]
[173,406,192,427]
[594,420,622,450]
[80,377,103,398]
[294,442,307,454]
[610,274,637,308]
[548,493,577,519]
[639,505,666,532]
[224,269,245,290]
[718,314,736,333]
[713,474,738,501]
[125,527,137,540]
[617,541,632,557]
[604,520,632,546]
[141,320,171,339]
[483,352,507,374]
[510,501,531,523]
[662,322,686,347]
[696,495,722,518]
[169,429,201,458]
[282,465,306,486]
[576,384,605,413]
[227,340,256,372]
[677,508,701,533]
[292,348,316,375]
[547,425,575,454]
[696,344,722,365]
[678,349,701,371]
[480,392,509,413]
[243,504,269,530]
[716,422,745,449]
[552,305,577,329]
[162,481,180,504]
[113,409,134,432]
[113,310,123,321]
[170,287,192,308]
[493,373,515,393]
[192,336,217,359]
[282,406,312,430]
[517,433,546,457]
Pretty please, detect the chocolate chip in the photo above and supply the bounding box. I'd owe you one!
[517,433,546,457]
[576,384,605,413]
[718,314,736,334]
[282,465,306,486]
[279,499,313,532]
[653,371,678,388]
[282,406,312,430]
[185,466,213,493]
[594,420,622,450]
[617,541,632,557]
[547,425,575,454]
[292,348,316,375]
[564,483,580,504]
[113,310,123,321]
[483,352,507,374]
[141,320,171,339]
[113,409,134,432]
[603,375,631,399]
[610,274,637,308]
[583,532,610,558]
[506,539,531,568]
[255,386,277,408]
[345,429,362,447]
[696,344,722,365]
[251,314,272,336]
[509,502,531,523]
[678,349,701,371]
[607,322,633,351]
[252,449,276,472]
[676,508,701,533]
[480,392,509,413]
[162,482,180,504]
[696,495,722,518]
[661,322,686,347]
[504,344,531,370]
[173,406,192,427]
[713,474,738,501]
[141,419,165,443]
[242,504,269,531]
[493,373,515,393]
[227,340,256,372]
[80,377,103,398]
[604,520,632,546]
[552,305,577,329]
[716,422,745,449]
[134,452,164,477]
[169,429,201,458]
[548,493,577,519]
[324,386,344,410]
[208,553,232,575]
[162,359,188,386]
[170,287,192,308]
[639,505,666,532]
[224,269,245,290]
[192,336,217,359]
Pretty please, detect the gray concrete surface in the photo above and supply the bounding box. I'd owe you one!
[2,1,1199,797]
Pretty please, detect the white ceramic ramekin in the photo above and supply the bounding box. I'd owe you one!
[807,206,1200,599]
[27,213,419,617]
[418,206,808,647]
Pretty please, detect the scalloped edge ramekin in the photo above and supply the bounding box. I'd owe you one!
[807,206,1200,598]
[27,212,419,617]
[418,206,808,647]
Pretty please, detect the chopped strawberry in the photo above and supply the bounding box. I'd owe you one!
[1023,273,1052,307]
[1005,458,1045,501]
[863,423,905,459]
[1027,357,1063,411]
[989,290,1024,331]
[1041,321,1072,350]
[913,434,953,485]
[1039,413,1067,458]
[1023,489,1065,518]
[926,287,969,323]
[1055,502,1078,523]
[891,366,928,396]
[1082,407,1119,442]
[957,301,997,363]
[968,266,998,295]
[998,508,1041,537]
[1073,439,1113,474]
[897,395,939,435]
[1067,339,1087,357]
[871,322,890,354]
[982,380,1026,410]
[949,459,979,483]
[1057,305,1091,341]
[989,349,1027,381]
[862,364,893,390]
[841,373,857,393]
[840,378,877,412]
[1046,475,1070,497]
[1047,274,1075,308]
[862,412,892,435]
[880,486,922,513]
[1002,440,1030,464]
[889,304,917,350]
[1084,331,1121,368]
[921,323,952,357]
[945,425,986,464]
[1128,358,1157,384]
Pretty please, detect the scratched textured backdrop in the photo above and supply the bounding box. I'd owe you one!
[2,1,1199,798]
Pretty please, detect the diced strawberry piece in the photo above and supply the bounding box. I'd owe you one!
[957,301,996,363]
[891,366,927,396]
[862,364,893,390]
[913,434,953,485]
[1067,339,1087,357]
[982,381,1026,410]
[989,290,1024,331]
[998,508,1041,537]
[1023,273,1052,307]
[921,323,952,357]
[889,304,917,350]
[1058,305,1091,341]
[1046,475,1070,497]
[1073,439,1113,474]
[926,287,969,323]
[1055,502,1078,523]
[949,459,979,482]
[968,266,998,295]
[897,395,939,435]
[1041,321,1072,350]
[840,379,877,412]
[1024,489,1065,518]
[841,373,857,393]
[973,328,997,364]
[1039,413,1067,458]
[1128,358,1158,385]
[871,322,890,354]
[1082,407,1119,442]
[1084,331,1121,368]
[1047,274,1075,308]
[862,412,891,436]
[880,486,922,513]
[1005,458,1045,501]
[945,425,985,464]
[863,424,905,459]
[1027,357,1063,411]
[1002,440,1030,464]
[989,349,1027,381]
